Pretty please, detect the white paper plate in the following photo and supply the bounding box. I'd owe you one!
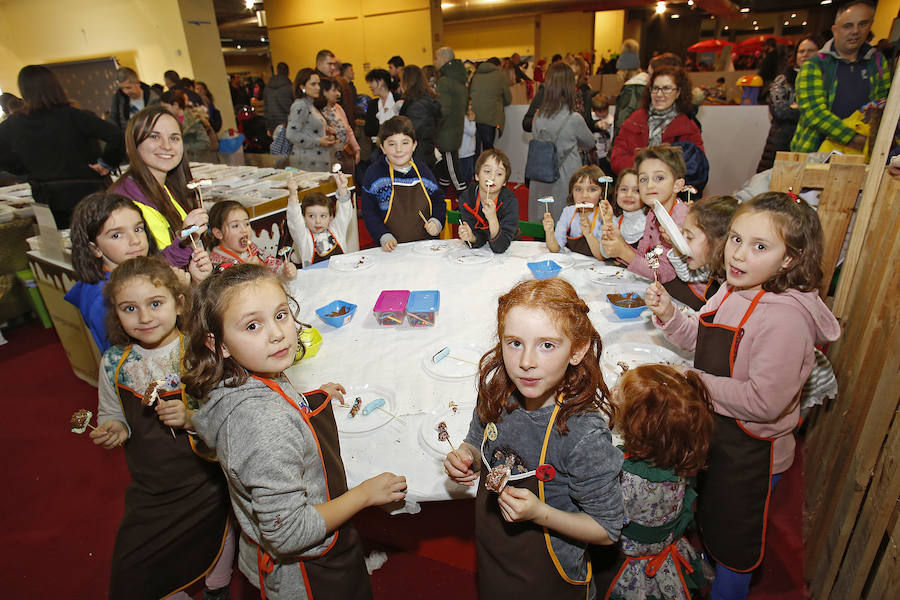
[329,253,376,272]
[534,252,575,268]
[601,343,691,385]
[578,262,645,284]
[418,404,472,458]
[413,240,457,256]
[422,342,485,380]
[653,200,692,257]
[333,384,397,434]
[448,247,493,265]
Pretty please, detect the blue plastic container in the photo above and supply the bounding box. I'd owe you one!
[606,292,647,319]
[315,300,357,328]
[527,259,563,280]
[406,290,440,327]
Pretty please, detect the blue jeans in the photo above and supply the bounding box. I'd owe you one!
[710,472,783,600]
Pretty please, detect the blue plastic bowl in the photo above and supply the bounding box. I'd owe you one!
[315,300,357,328]
[606,292,647,319]
[527,260,563,280]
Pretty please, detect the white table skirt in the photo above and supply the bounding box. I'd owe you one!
[285,240,693,513]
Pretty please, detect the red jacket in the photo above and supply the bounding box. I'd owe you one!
[609,109,705,174]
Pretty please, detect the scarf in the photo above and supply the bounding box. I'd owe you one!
[647,105,678,146]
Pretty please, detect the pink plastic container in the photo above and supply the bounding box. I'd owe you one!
[373,290,410,326]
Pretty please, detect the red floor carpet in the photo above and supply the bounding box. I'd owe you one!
[0,320,806,599]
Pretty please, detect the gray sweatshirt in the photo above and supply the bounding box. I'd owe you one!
[192,376,332,599]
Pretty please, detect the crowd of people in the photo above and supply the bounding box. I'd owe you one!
[0,1,896,599]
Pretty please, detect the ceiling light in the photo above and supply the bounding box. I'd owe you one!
[671,14,679,19]
[260,36,266,42]
[723,25,729,31]
[740,7,750,12]
[754,25,759,30]
[821,0,832,4]
[656,2,666,15]
[752,20,757,25]
[784,21,789,26]
[802,21,808,25]
[791,13,797,18]
[687,0,693,5]
[237,44,242,49]
[244,0,254,10]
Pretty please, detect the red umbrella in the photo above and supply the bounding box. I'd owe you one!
[734,35,793,55]
[688,39,735,53]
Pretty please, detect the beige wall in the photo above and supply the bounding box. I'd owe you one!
[594,10,625,62]
[539,11,594,61]
[442,16,536,61]
[266,0,434,87]
[872,0,899,40]
[178,0,235,130]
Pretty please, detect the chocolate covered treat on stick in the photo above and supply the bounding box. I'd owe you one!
[436,421,454,451]
[645,245,663,283]
[348,397,362,418]
[682,185,698,203]
[143,380,176,438]
[70,409,95,434]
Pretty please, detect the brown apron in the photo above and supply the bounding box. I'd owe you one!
[475,403,592,600]
[252,377,372,600]
[694,288,778,572]
[663,278,721,311]
[383,161,436,243]
[310,230,344,264]
[109,345,230,600]
[566,207,599,258]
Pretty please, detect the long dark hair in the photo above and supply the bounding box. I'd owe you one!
[294,68,317,100]
[538,62,576,119]
[476,279,614,435]
[18,65,69,113]
[70,192,158,283]
[400,65,437,102]
[113,105,197,239]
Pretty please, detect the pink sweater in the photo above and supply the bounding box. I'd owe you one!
[655,285,840,473]
[626,201,689,282]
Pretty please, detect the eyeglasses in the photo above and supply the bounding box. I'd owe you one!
[650,85,678,95]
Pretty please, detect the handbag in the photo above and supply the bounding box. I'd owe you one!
[524,115,569,183]
[270,123,292,155]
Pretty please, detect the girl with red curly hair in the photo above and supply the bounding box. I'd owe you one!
[605,364,715,599]
[443,278,624,599]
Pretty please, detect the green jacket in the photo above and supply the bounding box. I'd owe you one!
[791,40,891,152]
[436,59,468,152]
[468,62,512,132]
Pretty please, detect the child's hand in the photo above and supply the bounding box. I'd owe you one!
[444,446,479,486]
[280,260,298,279]
[645,281,676,323]
[188,249,212,283]
[497,486,543,523]
[156,398,192,429]
[424,220,441,236]
[320,382,346,405]
[381,239,397,252]
[601,225,627,258]
[183,208,209,236]
[286,176,301,195]
[659,227,673,248]
[541,212,554,233]
[172,266,192,287]
[579,210,593,236]
[333,171,349,195]
[357,472,407,506]
[598,199,614,225]
[90,420,128,449]
[458,221,476,244]
[481,196,497,219]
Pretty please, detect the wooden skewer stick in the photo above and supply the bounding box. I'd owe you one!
[378,406,406,425]
[445,437,456,452]
[417,210,429,224]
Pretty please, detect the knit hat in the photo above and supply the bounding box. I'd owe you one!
[616,51,640,71]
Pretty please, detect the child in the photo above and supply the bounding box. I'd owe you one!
[458,100,477,185]
[89,256,233,600]
[458,149,519,253]
[645,193,841,600]
[591,93,613,163]
[542,165,607,259]
[605,364,714,599]
[185,264,407,599]
[360,115,446,251]
[285,171,354,266]
[206,200,297,279]
[444,278,624,599]
[67,192,212,352]
[598,168,645,250]
[663,195,739,311]
[602,145,690,282]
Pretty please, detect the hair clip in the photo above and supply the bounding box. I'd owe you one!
[786,187,800,203]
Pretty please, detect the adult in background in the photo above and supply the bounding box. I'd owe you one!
[194,82,222,133]
[286,68,337,172]
[163,70,202,106]
[159,90,218,163]
[612,40,645,141]
[388,56,405,93]
[757,37,781,100]
[434,46,469,193]
[315,49,357,121]
[0,65,124,228]
[469,57,512,156]
[526,62,594,222]
[398,65,442,172]
[510,53,531,83]
[614,51,685,142]
[523,56,592,133]
[109,67,160,133]
[364,68,400,143]
[341,63,358,103]
[609,66,704,175]
[791,0,891,153]
[263,61,293,135]
[757,36,822,172]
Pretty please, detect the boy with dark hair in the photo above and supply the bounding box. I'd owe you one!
[387,56,405,92]
[361,116,445,251]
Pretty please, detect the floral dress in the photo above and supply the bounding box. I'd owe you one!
[607,455,707,600]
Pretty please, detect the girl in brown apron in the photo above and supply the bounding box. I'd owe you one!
[207,201,298,279]
[444,278,624,600]
[88,257,233,600]
[183,264,408,600]
[542,165,608,259]
[662,195,738,311]
[645,193,841,599]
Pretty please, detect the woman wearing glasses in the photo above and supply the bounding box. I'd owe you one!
[610,66,704,175]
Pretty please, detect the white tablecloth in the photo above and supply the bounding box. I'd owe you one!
[284,241,693,513]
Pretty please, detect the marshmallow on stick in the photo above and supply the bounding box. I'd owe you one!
[436,421,455,451]
[143,380,176,438]
[598,175,614,201]
[682,185,698,203]
[645,245,664,283]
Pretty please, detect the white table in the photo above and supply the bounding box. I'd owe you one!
[285,241,693,513]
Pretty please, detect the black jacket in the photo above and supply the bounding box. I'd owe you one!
[398,95,442,171]
[109,82,159,132]
[263,74,294,130]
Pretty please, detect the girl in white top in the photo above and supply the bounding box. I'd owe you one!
[286,171,354,267]
[600,168,646,248]
[542,165,607,259]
